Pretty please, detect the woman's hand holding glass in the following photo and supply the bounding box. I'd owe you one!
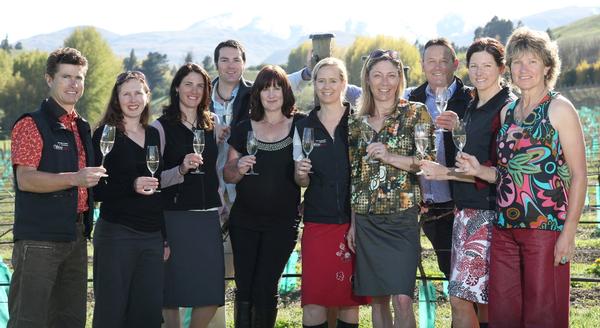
[236,154,256,176]
[295,157,312,178]
[134,176,160,195]
[454,152,483,177]
[366,142,389,164]
[178,153,203,175]
[419,160,447,180]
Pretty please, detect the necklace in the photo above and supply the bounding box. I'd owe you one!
[182,117,197,130]
[516,89,548,123]
[216,82,235,102]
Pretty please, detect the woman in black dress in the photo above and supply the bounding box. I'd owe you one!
[224,65,303,328]
[92,71,167,328]
[152,63,224,328]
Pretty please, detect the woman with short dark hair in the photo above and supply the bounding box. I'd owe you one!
[224,65,304,327]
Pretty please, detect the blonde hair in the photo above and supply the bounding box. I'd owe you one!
[506,27,561,89]
[312,57,348,102]
[357,52,406,117]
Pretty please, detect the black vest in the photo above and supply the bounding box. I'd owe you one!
[158,116,222,210]
[296,105,351,224]
[13,98,94,241]
[453,87,515,210]
[408,77,472,168]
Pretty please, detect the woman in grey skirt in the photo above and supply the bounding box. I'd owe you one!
[152,63,224,328]
[346,49,435,328]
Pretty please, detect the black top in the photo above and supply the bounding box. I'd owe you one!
[228,113,305,230]
[295,104,351,224]
[13,98,95,241]
[158,116,222,210]
[93,125,166,238]
[453,87,516,210]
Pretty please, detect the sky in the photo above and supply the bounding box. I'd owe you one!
[2,0,600,42]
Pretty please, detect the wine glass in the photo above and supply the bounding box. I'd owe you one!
[222,101,232,126]
[452,120,467,172]
[435,87,449,132]
[302,128,314,174]
[146,145,161,193]
[99,124,116,167]
[361,118,378,164]
[191,129,205,174]
[414,123,430,175]
[245,131,259,176]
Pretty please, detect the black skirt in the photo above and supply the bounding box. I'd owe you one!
[163,210,225,307]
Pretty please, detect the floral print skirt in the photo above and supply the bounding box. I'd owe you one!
[448,208,495,304]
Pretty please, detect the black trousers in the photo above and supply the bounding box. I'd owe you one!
[229,223,298,308]
[421,201,454,278]
[92,219,164,328]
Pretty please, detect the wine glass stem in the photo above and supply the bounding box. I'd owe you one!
[101,156,105,167]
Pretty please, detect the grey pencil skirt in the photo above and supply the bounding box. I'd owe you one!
[353,206,420,297]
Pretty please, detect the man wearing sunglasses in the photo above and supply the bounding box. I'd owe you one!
[405,38,473,279]
[9,47,106,328]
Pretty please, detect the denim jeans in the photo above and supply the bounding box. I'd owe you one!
[8,223,87,328]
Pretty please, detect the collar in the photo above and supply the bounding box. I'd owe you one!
[425,78,458,98]
[211,79,239,104]
[42,97,78,120]
[308,102,352,122]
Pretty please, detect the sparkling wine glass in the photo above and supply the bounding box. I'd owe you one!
[302,127,314,173]
[414,123,429,175]
[435,87,449,132]
[191,129,205,175]
[99,124,116,167]
[146,145,161,192]
[361,117,378,164]
[222,101,232,126]
[452,120,467,172]
[245,131,259,176]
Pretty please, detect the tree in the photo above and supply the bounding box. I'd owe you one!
[14,42,23,50]
[202,55,214,72]
[473,16,514,44]
[123,49,139,71]
[140,52,171,99]
[0,51,48,136]
[286,41,311,74]
[184,51,193,64]
[64,27,122,123]
[344,35,423,86]
[0,35,11,52]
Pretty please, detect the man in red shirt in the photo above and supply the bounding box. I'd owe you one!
[8,47,106,328]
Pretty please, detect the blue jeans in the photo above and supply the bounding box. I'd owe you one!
[8,223,87,328]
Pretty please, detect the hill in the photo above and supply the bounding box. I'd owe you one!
[553,13,600,40]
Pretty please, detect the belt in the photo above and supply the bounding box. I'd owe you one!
[76,213,85,224]
[425,200,454,210]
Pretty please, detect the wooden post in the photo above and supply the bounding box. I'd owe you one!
[309,33,335,106]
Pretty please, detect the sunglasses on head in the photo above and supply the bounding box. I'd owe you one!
[116,71,146,84]
[368,49,399,60]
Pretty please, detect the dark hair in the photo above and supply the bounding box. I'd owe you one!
[249,65,296,121]
[99,71,151,132]
[423,38,457,62]
[213,40,246,65]
[46,47,88,78]
[466,37,505,67]
[163,63,214,131]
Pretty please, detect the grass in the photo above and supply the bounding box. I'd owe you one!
[0,162,598,327]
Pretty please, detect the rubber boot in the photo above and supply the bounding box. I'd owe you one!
[235,300,252,328]
[336,319,359,328]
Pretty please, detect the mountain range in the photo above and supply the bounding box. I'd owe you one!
[17,6,600,66]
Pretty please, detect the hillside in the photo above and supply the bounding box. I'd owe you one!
[553,14,600,40]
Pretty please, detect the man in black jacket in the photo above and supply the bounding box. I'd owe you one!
[406,38,473,278]
[9,47,106,328]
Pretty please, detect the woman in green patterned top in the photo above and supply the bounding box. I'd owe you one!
[345,49,435,328]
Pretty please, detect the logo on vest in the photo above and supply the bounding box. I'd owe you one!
[53,141,70,151]
[314,139,327,147]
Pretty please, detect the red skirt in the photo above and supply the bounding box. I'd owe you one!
[301,222,370,307]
